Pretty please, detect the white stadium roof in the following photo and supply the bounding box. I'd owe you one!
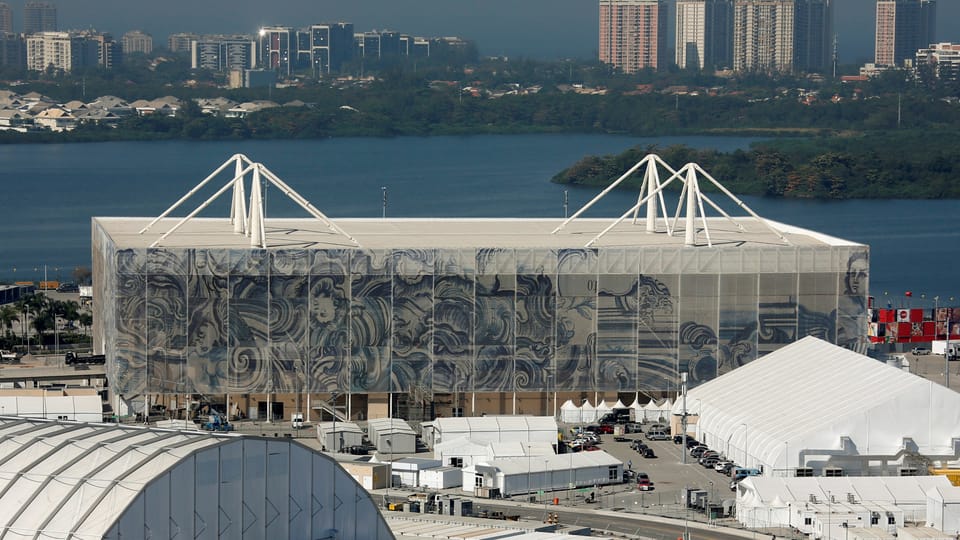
[674,337,960,473]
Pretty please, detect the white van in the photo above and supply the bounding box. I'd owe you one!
[646,430,669,441]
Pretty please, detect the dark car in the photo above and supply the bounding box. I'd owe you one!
[643,448,656,458]
[686,438,701,448]
[57,282,79,293]
[690,445,710,458]
[595,424,614,434]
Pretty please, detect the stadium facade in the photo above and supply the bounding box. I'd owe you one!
[92,155,869,419]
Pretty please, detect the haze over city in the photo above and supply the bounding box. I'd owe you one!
[4,0,957,64]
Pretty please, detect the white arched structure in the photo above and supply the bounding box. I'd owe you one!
[0,417,392,539]
[673,337,960,477]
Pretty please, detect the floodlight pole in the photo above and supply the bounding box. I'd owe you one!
[681,372,688,465]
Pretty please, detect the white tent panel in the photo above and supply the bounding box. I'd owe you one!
[676,337,960,476]
[559,400,580,423]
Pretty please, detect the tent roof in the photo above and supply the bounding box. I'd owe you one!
[316,421,363,434]
[741,476,953,506]
[560,399,578,410]
[367,418,416,435]
[483,450,621,475]
[675,336,960,469]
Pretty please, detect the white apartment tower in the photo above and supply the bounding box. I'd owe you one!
[120,30,153,55]
[599,0,668,73]
[733,0,795,73]
[676,0,734,70]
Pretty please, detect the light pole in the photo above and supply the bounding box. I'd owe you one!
[681,373,688,464]
[827,490,832,540]
[331,391,338,453]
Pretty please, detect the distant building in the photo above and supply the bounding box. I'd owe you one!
[916,42,960,82]
[258,26,294,76]
[0,32,23,68]
[599,0,668,73]
[310,22,353,75]
[875,0,936,67]
[0,2,12,35]
[228,68,276,88]
[191,35,256,71]
[733,0,795,73]
[167,32,198,53]
[120,30,153,55]
[676,0,734,70]
[25,31,99,72]
[79,30,120,69]
[23,1,56,34]
[794,0,833,73]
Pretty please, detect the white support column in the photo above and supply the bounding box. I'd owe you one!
[684,166,699,247]
[248,167,266,248]
[645,163,660,233]
[231,157,247,234]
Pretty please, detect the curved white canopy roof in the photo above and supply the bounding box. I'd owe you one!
[672,337,960,472]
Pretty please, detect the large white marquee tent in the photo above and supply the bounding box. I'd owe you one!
[672,337,960,477]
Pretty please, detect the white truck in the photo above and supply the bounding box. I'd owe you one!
[932,341,960,360]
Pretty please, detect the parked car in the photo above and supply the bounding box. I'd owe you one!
[690,445,710,458]
[595,424,614,434]
[637,473,654,491]
[686,438,701,448]
[643,448,657,459]
[624,423,642,434]
[715,461,734,473]
[57,282,79,293]
[912,347,931,355]
[701,456,720,468]
[646,430,669,441]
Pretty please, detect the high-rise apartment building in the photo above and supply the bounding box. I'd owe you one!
[258,26,293,76]
[23,1,56,34]
[310,22,354,75]
[168,33,199,54]
[599,0,668,73]
[875,0,936,67]
[190,35,256,71]
[732,0,795,73]
[0,32,23,68]
[794,0,833,72]
[676,0,734,70]
[26,31,98,72]
[0,2,12,34]
[121,30,153,55]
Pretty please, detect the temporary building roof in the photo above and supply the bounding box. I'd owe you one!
[431,416,557,444]
[367,417,415,435]
[739,476,953,508]
[673,336,960,471]
[316,421,363,435]
[482,450,621,476]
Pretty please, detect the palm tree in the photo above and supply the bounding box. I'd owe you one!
[0,305,18,338]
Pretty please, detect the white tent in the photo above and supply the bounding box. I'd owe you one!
[629,398,642,421]
[672,337,960,476]
[434,437,555,470]
[578,400,596,424]
[560,400,580,423]
[736,476,950,532]
[612,399,627,410]
[595,400,612,419]
[427,416,558,446]
[926,485,960,533]
[643,399,661,421]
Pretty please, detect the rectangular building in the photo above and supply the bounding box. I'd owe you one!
[92,212,868,418]
[876,0,937,67]
[23,1,55,34]
[310,22,354,75]
[676,0,734,70]
[26,31,99,72]
[121,30,153,55]
[794,0,833,73]
[600,0,668,73]
[168,32,198,54]
[0,2,11,35]
[258,26,293,76]
[916,42,960,82]
[733,0,795,73]
[191,36,256,71]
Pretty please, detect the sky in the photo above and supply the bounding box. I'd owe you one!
[11,0,960,64]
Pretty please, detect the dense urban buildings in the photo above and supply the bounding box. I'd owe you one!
[120,30,152,55]
[732,0,796,73]
[599,0,668,73]
[875,0,937,67]
[23,1,56,34]
[675,0,733,70]
[310,22,354,74]
[0,2,12,35]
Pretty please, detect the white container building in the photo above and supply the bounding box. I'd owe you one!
[316,421,364,452]
[367,417,417,454]
[464,450,623,497]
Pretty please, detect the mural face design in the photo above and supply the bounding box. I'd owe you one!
[101,244,867,396]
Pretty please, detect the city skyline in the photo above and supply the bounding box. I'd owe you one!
[0,0,954,63]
